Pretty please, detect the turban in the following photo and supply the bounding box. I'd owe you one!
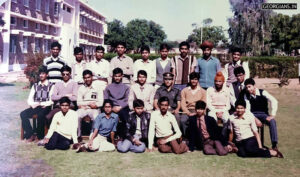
[214,72,225,82]
[200,40,214,50]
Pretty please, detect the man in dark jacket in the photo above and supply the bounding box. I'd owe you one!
[188,100,232,155]
[117,99,150,153]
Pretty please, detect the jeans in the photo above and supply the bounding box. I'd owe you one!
[117,135,146,153]
[45,132,71,150]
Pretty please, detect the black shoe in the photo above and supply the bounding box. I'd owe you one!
[274,148,284,158]
[76,145,87,153]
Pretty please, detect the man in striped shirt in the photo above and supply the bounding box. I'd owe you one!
[43,42,66,83]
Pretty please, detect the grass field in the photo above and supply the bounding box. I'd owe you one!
[1,83,300,177]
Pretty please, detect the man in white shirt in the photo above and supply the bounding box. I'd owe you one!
[71,47,87,84]
[44,97,80,150]
[133,45,156,85]
[148,97,188,154]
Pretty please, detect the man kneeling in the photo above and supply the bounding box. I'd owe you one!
[77,99,118,152]
[117,99,150,153]
[148,97,188,154]
[44,97,79,150]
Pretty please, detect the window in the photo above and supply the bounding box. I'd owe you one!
[45,25,49,32]
[35,38,40,52]
[10,36,17,53]
[44,40,50,53]
[53,27,57,34]
[23,0,29,7]
[45,0,50,14]
[35,23,40,31]
[12,0,17,3]
[11,17,16,26]
[54,2,60,16]
[67,7,71,13]
[23,37,28,53]
[23,20,28,28]
[36,0,41,11]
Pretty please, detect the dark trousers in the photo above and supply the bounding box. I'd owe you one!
[44,132,71,150]
[253,111,278,148]
[116,106,130,138]
[157,136,188,154]
[20,106,51,139]
[236,136,271,158]
[203,139,228,156]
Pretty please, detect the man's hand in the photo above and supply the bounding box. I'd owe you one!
[133,139,142,146]
[216,112,224,119]
[89,103,98,109]
[188,112,196,117]
[266,116,274,122]
[44,138,50,144]
[147,148,154,152]
[158,139,167,145]
[87,140,93,148]
[173,109,180,115]
[72,143,81,150]
[113,106,122,113]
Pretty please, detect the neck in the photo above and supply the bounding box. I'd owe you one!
[41,80,47,84]
[215,86,222,91]
[191,85,197,90]
[64,79,69,83]
[76,60,82,63]
[105,113,111,118]
[52,55,58,58]
[96,58,102,61]
[118,54,124,58]
[62,111,68,116]
[180,54,187,59]
[237,114,244,119]
[161,56,167,60]
[139,82,145,86]
[204,55,210,60]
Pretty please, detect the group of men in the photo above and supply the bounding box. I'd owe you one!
[20,40,283,158]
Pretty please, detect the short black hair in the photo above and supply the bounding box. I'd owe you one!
[137,70,147,78]
[39,66,48,74]
[133,99,144,108]
[74,47,83,55]
[189,72,200,80]
[158,96,169,105]
[160,43,170,51]
[103,99,114,107]
[235,99,246,108]
[59,96,71,105]
[82,69,93,77]
[116,41,126,48]
[95,46,105,52]
[234,66,245,76]
[113,67,123,75]
[140,45,150,53]
[195,100,206,110]
[244,78,255,86]
[61,65,72,74]
[230,46,243,54]
[51,41,61,50]
[179,41,190,49]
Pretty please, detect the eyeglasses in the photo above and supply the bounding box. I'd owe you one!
[62,73,70,76]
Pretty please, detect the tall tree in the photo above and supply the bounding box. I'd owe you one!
[104,19,126,51]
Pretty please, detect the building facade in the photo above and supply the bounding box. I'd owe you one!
[0,0,107,73]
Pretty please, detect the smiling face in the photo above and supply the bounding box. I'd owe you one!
[196,108,206,117]
[236,105,246,117]
[246,84,256,95]
[190,78,199,87]
[236,73,245,83]
[163,77,173,87]
[83,73,93,86]
[232,52,241,62]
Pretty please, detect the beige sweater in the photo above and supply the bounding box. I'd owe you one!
[181,86,206,114]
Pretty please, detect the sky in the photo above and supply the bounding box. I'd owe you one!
[89,0,300,41]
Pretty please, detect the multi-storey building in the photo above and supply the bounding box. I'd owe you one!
[0,0,107,73]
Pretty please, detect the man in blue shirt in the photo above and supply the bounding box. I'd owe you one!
[77,99,118,152]
[197,40,221,89]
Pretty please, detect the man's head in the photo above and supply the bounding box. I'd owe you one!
[39,66,48,82]
[115,41,126,56]
[163,72,174,87]
[61,65,72,82]
[133,99,144,116]
[200,40,214,59]
[82,69,93,86]
[103,99,114,115]
[59,96,71,114]
[244,78,256,95]
[112,67,123,83]
[137,70,147,85]
[95,46,105,60]
[230,47,242,63]
[74,47,83,63]
[179,41,190,58]
[140,45,150,61]
[235,99,246,116]
[195,100,206,117]
[214,72,225,90]
[234,66,245,83]
[159,43,170,59]
[158,96,169,115]
[50,42,61,58]
[189,72,200,87]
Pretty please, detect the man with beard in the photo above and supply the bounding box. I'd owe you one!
[197,41,221,89]
[71,47,87,85]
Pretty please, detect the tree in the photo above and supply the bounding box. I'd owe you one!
[104,19,126,51]
[203,18,212,26]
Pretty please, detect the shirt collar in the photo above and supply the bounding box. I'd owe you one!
[117,55,126,60]
[95,59,104,63]
[159,57,170,62]
[51,56,60,61]
[100,113,116,119]
[188,86,201,91]
[213,85,226,93]
[38,80,49,86]
[232,60,241,65]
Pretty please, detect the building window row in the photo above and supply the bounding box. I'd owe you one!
[11,16,57,34]
[80,6,105,22]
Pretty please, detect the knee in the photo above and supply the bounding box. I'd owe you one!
[135,143,146,153]
[217,149,228,156]
[117,142,129,153]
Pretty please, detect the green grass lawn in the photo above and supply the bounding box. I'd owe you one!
[11,84,300,177]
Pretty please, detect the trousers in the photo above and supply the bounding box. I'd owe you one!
[157,136,188,154]
[45,132,71,150]
[203,139,228,156]
[236,136,271,158]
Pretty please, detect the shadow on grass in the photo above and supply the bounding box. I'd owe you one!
[0,83,15,87]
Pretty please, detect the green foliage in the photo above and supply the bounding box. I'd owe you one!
[104,19,126,52]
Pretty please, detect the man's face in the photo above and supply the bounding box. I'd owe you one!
[236,105,245,116]
[39,72,48,82]
[104,103,112,115]
[134,106,144,116]
[215,80,224,90]
[137,74,147,85]
[159,101,169,114]
[203,48,212,58]
[236,73,245,83]
[179,45,189,58]
[62,71,71,82]
[246,84,255,95]
[113,73,123,83]
[196,108,205,117]
[190,78,198,87]
[163,78,173,87]
[141,50,150,60]
[160,48,169,59]
[116,45,126,56]
[232,52,241,62]
[60,103,70,114]
[83,74,93,86]
[51,47,60,57]
[95,50,104,60]
[75,52,83,62]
